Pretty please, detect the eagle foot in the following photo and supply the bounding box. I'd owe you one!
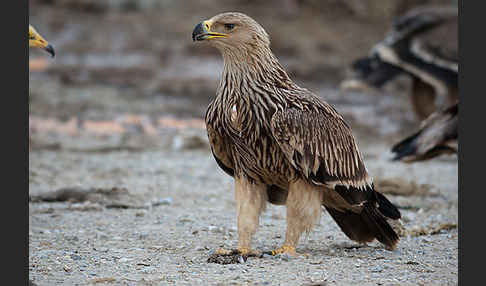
[207,248,263,264]
[264,245,298,257]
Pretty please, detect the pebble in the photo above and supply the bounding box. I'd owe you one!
[65,235,79,241]
[275,254,291,261]
[119,258,133,263]
[138,232,149,239]
[152,197,173,206]
[70,254,82,261]
[96,232,109,240]
[135,211,147,217]
[208,226,224,233]
[370,266,383,272]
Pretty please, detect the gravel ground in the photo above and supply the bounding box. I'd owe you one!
[29,125,458,286]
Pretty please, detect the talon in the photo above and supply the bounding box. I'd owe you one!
[269,245,297,256]
[237,247,259,257]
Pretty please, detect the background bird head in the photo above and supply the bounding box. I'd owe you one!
[29,25,55,57]
[192,12,270,52]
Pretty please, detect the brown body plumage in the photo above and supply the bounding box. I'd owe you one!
[193,12,401,258]
[341,5,458,120]
[391,101,458,162]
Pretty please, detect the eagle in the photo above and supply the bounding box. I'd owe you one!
[341,5,458,120]
[29,25,55,57]
[391,101,458,162]
[192,12,401,259]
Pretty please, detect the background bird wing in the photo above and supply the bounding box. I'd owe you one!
[409,18,458,73]
[392,102,458,160]
[269,100,370,188]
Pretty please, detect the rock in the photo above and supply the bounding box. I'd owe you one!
[152,197,173,206]
[135,210,147,217]
[70,254,82,261]
[370,266,383,272]
[119,257,132,263]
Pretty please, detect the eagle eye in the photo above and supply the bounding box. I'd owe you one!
[224,23,235,30]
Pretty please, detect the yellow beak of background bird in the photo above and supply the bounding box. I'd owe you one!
[29,25,55,57]
[192,20,228,41]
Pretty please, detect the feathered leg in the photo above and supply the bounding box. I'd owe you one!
[234,175,267,254]
[271,180,322,256]
[210,176,267,262]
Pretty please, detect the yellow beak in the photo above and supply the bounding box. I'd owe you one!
[29,25,55,57]
[192,20,227,41]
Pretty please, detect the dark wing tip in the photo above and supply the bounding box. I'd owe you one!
[390,133,420,162]
[375,191,401,220]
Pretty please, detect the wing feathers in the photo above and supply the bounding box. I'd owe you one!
[270,99,370,188]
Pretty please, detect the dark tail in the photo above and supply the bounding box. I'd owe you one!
[325,199,400,250]
[375,191,401,219]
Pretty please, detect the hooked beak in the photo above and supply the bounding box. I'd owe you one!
[29,27,55,58]
[192,20,227,42]
[44,44,55,58]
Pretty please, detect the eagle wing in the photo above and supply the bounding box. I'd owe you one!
[207,124,235,177]
[269,97,370,189]
[270,95,401,235]
[270,95,401,245]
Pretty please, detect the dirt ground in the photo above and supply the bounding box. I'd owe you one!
[29,1,457,285]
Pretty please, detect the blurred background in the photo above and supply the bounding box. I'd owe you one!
[29,0,456,151]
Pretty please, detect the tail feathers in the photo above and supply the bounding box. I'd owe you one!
[326,203,400,250]
[376,191,401,219]
[361,203,400,249]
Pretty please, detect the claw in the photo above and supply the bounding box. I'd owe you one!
[264,245,297,257]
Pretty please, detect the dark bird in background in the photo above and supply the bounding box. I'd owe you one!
[29,25,55,58]
[341,5,457,121]
[391,101,457,162]
[193,12,401,259]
